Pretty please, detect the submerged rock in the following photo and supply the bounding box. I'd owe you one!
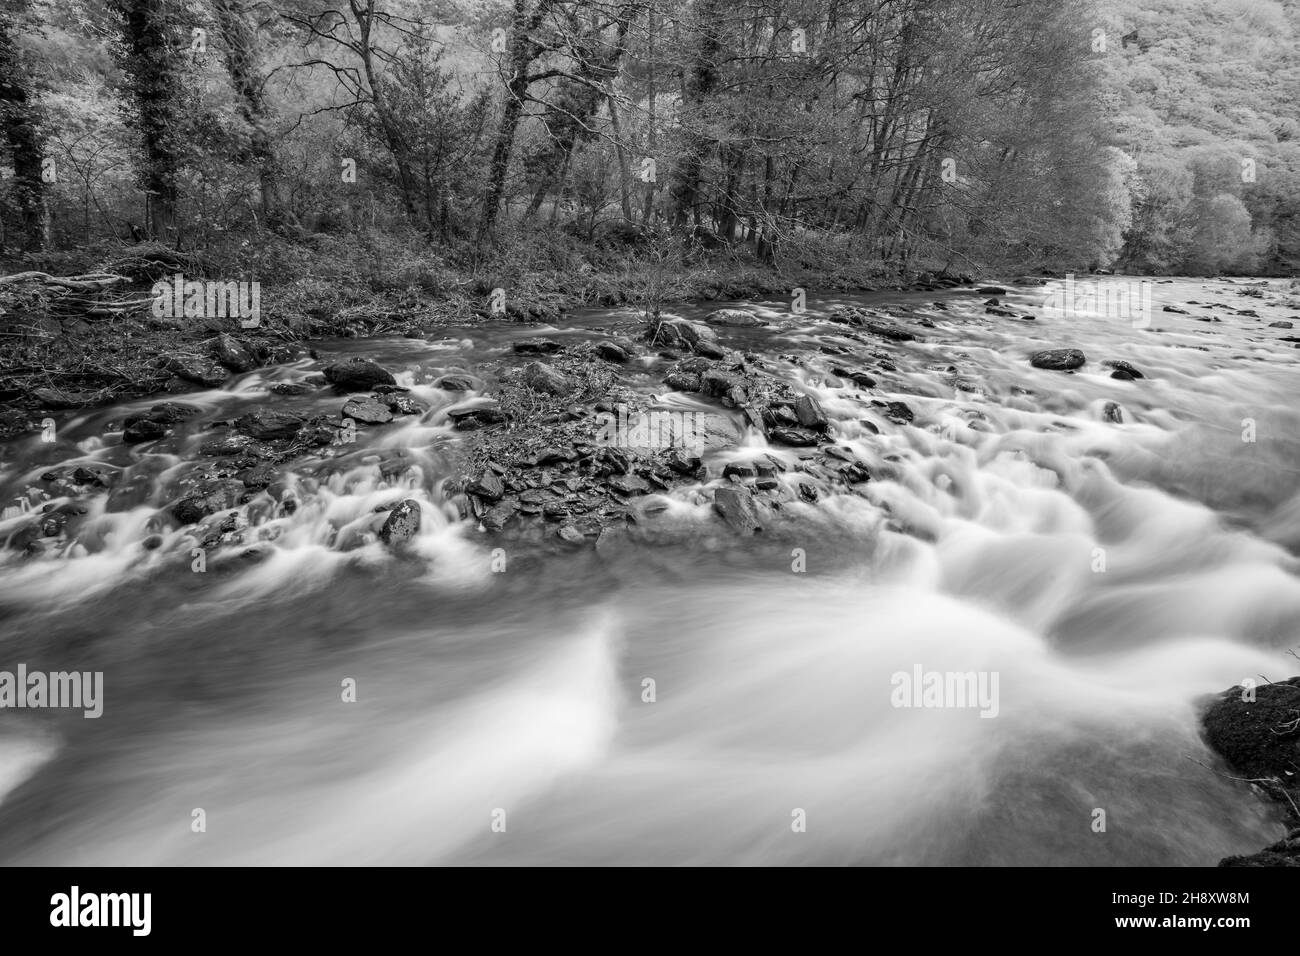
[122,418,169,444]
[705,308,764,327]
[513,339,563,355]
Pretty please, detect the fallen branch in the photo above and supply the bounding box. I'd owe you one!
[0,271,129,291]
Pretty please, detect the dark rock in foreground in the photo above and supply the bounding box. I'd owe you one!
[1030,348,1086,371]
[1201,677,1300,866]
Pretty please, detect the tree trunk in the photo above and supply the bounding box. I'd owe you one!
[0,3,49,250]
[212,0,277,222]
[111,0,185,244]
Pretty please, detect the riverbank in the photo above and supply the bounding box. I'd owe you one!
[0,236,957,425]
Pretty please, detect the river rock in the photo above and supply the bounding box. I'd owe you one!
[238,464,278,489]
[1103,359,1144,379]
[323,358,396,392]
[879,401,914,424]
[651,318,710,351]
[834,368,877,388]
[701,368,747,403]
[662,448,703,475]
[235,409,304,440]
[435,373,476,391]
[693,340,727,360]
[1102,401,1123,424]
[1203,677,1300,800]
[1269,321,1293,329]
[664,371,702,392]
[173,480,244,524]
[379,499,421,545]
[602,473,646,496]
[341,398,392,425]
[705,308,764,327]
[1030,348,1086,371]
[595,342,630,362]
[378,393,423,416]
[122,418,169,444]
[467,471,505,501]
[770,426,819,447]
[522,362,572,396]
[794,394,829,431]
[713,486,762,534]
[214,333,257,373]
[448,405,505,430]
[513,339,563,355]
[164,355,228,388]
[147,401,202,423]
[1202,676,1300,866]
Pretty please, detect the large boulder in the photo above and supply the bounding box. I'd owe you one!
[1202,677,1300,866]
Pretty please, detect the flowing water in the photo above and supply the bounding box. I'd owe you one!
[1,276,1298,865]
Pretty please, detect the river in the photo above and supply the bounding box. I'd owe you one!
[1,275,1297,865]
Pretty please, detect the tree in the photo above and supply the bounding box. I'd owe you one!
[0,0,51,250]
[109,0,190,241]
